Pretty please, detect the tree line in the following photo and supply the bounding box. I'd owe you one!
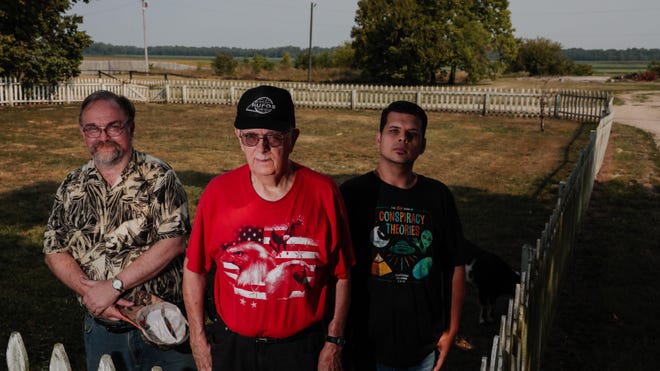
[85,42,334,60]
[87,42,660,63]
[563,48,660,61]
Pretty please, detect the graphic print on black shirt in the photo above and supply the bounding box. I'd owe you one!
[370,205,433,283]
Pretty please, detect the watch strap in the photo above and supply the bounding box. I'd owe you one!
[325,335,346,346]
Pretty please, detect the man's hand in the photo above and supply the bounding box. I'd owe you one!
[433,331,455,370]
[318,342,343,371]
[79,277,124,316]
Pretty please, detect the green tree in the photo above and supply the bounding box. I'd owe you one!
[351,0,516,85]
[251,54,274,74]
[352,0,444,85]
[648,60,660,75]
[0,0,92,84]
[280,52,292,69]
[294,52,309,70]
[332,41,355,68]
[211,53,238,76]
[445,0,518,84]
[512,37,571,76]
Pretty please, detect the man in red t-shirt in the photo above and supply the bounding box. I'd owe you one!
[183,85,354,371]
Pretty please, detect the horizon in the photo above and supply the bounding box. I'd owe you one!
[85,42,660,53]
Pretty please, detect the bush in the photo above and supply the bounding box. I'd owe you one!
[570,63,593,76]
[251,54,274,73]
[280,52,292,70]
[211,53,237,76]
[647,60,660,75]
[638,71,658,81]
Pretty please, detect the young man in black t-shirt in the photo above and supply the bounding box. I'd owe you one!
[340,101,467,371]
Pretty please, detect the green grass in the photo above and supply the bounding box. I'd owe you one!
[0,102,657,369]
[542,124,660,370]
[579,60,650,76]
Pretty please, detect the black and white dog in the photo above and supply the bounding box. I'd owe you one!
[464,241,520,325]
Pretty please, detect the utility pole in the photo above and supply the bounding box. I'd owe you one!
[307,2,316,84]
[142,0,149,74]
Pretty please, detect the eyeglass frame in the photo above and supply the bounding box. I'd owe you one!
[238,130,291,148]
[81,120,131,138]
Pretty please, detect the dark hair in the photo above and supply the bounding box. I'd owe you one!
[79,90,136,126]
[379,101,428,137]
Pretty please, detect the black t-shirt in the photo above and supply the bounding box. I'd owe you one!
[340,171,467,368]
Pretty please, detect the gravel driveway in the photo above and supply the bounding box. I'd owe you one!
[613,90,660,148]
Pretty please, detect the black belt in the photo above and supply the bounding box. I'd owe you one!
[92,316,135,334]
[223,322,322,344]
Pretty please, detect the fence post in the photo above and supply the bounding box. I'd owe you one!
[8,78,15,106]
[66,82,72,104]
[351,89,357,110]
[482,93,489,116]
[553,94,560,118]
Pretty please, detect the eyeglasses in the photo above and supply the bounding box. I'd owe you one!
[81,120,128,138]
[239,132,288,147]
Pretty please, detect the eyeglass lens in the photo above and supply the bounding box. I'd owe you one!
[240,133,286,147]
[82,121,125,138]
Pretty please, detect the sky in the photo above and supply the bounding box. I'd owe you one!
[67,0,660,50]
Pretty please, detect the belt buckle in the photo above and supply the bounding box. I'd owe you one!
[255,337,270,343]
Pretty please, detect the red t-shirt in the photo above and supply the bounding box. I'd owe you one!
[186,163,354,338]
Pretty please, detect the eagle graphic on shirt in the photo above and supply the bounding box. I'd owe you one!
[220,221,319,300]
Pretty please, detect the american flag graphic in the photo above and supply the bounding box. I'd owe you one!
[220,223,319,303]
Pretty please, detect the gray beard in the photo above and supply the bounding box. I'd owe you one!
[92,141,123,167]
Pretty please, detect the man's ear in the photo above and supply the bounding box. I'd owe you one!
[420,137,426,154]
[376,132,382,145]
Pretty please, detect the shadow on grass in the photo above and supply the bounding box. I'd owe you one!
[530,121,591,201]
[0,182,87,370]
[542,179,660,370]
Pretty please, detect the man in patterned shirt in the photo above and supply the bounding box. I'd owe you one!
[44,90,196,370]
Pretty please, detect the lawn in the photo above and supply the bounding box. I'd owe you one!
[0,101,656,370]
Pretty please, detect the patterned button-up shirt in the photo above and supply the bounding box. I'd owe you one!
[44,150,190,304]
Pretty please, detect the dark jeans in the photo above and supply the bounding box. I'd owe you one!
[83,315,196,371]
[209,320,325,371]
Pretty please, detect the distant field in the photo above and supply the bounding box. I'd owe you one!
[84,55,653,77]
[579,60,650,76]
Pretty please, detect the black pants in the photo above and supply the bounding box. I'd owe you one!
[209,320,324,371]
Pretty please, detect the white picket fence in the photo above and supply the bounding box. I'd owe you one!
[0,77,609,122]
[479,99,614,371]
[5,331,162,371]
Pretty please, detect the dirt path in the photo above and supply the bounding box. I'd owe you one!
[613,90,660,148]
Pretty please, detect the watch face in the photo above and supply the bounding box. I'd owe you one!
[112,279,122,290]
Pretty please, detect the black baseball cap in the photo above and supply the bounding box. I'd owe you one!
[234,85,295,132]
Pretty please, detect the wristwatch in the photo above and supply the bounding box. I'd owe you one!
[325,335,346,347]
[111,278,125,293]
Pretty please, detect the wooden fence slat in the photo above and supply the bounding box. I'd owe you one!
[97,355,116,371]
[6,332,28,371]
[49,343,72,371]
